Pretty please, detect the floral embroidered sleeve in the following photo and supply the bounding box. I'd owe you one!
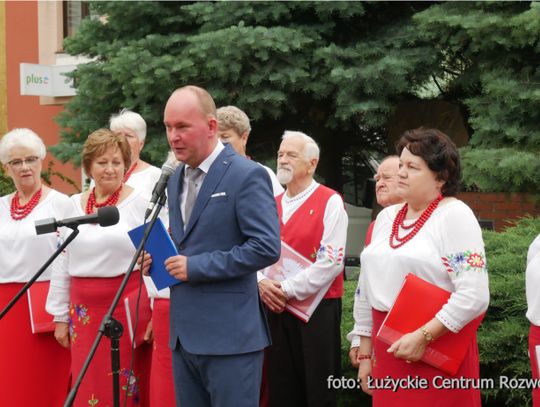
[281,194,348,301]
[442,251,488,276]
[435,202,490,333]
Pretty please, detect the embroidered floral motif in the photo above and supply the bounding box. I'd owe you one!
[117,368,141,404]
[68,317,77,344]
[467,253,485,268]
[69,303,90,344]
[310,246,319,260]
[441,251,487,275]
[88,394,99,406]
[316,245,344,266]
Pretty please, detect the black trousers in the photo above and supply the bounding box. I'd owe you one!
[266,298,342,407]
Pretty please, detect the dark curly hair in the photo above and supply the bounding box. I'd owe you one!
[395,127,461,196]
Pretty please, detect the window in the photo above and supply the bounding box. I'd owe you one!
[63,1,89,38]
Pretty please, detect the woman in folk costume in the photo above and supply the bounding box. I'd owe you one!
[111,108,174,407]
[354,127,489,406]
[526,234,540,406]
[46,129,151,407]
[0,128,71,406]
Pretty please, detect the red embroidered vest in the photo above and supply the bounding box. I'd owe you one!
[276,185,344,299]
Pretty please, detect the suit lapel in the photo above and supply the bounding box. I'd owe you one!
[182,147,234,238]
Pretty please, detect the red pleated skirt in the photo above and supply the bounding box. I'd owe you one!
[529,324,540,406]
[69,274,151,407]
[371,309,481,406]
[0,282,71,407]
[149,298,176,407]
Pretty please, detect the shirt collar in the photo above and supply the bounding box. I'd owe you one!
[185,140,225,175]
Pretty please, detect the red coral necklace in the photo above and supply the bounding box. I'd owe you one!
[123,161,138,183]
[389,194,443,249]
[10,187,42,220]
[86,185,123,215]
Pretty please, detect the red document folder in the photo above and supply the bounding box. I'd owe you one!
[123,286,152,348]
[263,241,332,323]
[376,273,484,375]
[27,281,55,334]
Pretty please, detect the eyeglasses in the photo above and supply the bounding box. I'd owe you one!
[7,156,40,169]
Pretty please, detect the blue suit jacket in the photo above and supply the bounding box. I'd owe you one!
[167,144,280,355]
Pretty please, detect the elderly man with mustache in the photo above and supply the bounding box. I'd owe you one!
[259,130,348,407]
[347,155,403,368]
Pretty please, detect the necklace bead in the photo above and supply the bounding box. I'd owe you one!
[123,161,138,183]
[10,188,42,220]
[86,185,123,215]
[389,194,443,249]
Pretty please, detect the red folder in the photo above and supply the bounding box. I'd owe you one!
[263,241,332,323]
[376,273,484,375]
[123,286,152,348]
[27,281,55,334]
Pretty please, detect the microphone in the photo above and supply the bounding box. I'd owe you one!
[35,206,120,235]
[145,151,180,219]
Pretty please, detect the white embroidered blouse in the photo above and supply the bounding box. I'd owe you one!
[348,199,489,346]
[0,189,72,283]
[46,190,149,321]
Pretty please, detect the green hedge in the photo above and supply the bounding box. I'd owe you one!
[339,217,540,406]
[0,168,12,196]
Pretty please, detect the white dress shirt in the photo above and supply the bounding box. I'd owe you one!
[180,141,225,221]
[264,180,348,301]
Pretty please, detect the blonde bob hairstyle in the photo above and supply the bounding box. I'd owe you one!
[81,129,131,178]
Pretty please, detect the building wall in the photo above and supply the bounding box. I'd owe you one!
[458,192,540,232]
[4,1,80,194]
[0,3,8,135]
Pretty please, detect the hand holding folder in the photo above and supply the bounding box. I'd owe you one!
[377,273,484,375]
[128,218,180,291]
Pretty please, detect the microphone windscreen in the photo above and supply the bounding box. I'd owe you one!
[162,151,180,175]
[97,206,120,227]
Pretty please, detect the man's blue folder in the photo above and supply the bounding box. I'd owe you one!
[128,218,180,290]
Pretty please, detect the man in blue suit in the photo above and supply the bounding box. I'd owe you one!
[148,85,280,407]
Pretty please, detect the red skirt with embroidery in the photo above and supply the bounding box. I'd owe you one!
[150,298,176,406]
[371,309,481,406]
[529,324,540,406]
[69,274,151,407]
[0,282,71,407]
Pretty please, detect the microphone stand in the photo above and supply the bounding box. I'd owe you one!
[64,193,167,407]
[0,227,80,320]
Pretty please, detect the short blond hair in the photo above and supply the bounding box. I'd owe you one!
[82,129,131,177]
[174,85,216,118]
[217,106,251,135]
